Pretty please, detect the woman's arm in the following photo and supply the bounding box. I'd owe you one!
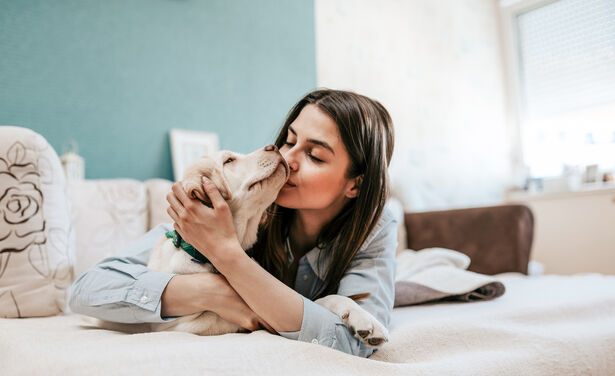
[68,221,271,331]
[207,207,397,357]
[278,208,398,357]
[68,222,224,323]
[168,178,397,356]
[213,248,305,333]
[160,273,217,317]
[168,178,305,333]
[162,272,276,333]
[68,223,181,323]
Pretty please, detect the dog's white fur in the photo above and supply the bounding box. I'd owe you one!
[94,146,388,346]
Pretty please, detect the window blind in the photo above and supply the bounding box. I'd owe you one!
[514,0,615,177]
[517,0,615,120]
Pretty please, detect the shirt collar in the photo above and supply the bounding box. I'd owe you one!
[284,237,330,281]
[283,206,395,281]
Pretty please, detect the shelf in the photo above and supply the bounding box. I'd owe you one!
[506,183,615,202]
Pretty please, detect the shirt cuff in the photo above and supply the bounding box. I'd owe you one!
[126,270,178,323]
[278,296,339,347]
[278,296,377,358]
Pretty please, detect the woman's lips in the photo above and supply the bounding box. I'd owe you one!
[284,181,296,188]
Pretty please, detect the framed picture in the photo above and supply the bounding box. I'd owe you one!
[169,129,219,181]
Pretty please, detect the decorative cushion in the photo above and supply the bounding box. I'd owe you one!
[0,126,75,317]
[144,178,173,231]
[68,179,148,279]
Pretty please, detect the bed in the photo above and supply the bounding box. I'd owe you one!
[2,272,614,375]
[1,126,614,375]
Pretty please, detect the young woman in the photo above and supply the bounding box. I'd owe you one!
[69,89,397,358]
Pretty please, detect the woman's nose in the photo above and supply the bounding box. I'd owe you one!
[280,148,298,171]
[264,144,278,152]
[277,143,298,171]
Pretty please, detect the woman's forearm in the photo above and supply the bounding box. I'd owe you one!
[160,273,221,318]
[213,244,304,333]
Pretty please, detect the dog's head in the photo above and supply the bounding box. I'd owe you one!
[180,145,289,249]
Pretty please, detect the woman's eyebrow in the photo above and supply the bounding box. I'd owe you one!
[288,126,335,155]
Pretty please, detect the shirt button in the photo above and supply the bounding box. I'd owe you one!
[303,274,308,281]
[311,339,318,344]
[140,295,149,304]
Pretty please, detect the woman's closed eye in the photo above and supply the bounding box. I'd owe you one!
[308,153,323,163]
[284,141,324,163]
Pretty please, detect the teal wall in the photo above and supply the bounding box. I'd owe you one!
[0,0,316,180]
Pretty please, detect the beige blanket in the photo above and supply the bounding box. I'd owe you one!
[394,247,506,306]
[2,273,614,375]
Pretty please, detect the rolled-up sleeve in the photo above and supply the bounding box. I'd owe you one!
[68,223,179,324]
[279,209,398,358]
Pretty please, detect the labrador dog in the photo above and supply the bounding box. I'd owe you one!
[96,145,388,347]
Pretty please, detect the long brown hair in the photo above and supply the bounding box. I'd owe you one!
[252,89,395,299]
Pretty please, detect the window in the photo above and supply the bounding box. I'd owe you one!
[513,0,615,178]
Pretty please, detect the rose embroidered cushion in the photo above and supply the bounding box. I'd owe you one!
[0,126,74,317]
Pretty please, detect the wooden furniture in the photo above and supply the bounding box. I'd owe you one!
[506,184,615,275]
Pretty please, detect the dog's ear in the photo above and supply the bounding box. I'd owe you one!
[183,156,232,207]
[348,292,371,301]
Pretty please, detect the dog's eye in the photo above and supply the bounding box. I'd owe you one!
[224,157,234,164]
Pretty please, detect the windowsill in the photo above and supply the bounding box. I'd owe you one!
[506,182,615,202]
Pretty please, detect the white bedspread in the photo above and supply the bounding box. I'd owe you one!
[2,273,615,375]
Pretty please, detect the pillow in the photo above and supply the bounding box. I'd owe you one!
[144,178,173,231]
[68,179,148,279]
[385,197,408,257]
[0,126,75,317]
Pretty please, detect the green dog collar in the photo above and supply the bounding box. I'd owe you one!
[165,230,211,264]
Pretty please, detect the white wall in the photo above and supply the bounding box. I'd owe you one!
[315,0,519,212]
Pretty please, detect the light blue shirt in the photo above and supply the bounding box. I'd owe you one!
[68,207,397,358]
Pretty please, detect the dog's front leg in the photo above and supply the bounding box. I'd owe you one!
[314,294,388,347]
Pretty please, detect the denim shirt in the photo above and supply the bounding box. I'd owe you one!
[68,207,397,358]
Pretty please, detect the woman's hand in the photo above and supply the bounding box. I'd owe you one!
[209,274,277,334]
[166,177,243,266]
[165,178,278,334]
[161,273,275,333]
[161,273,219,318]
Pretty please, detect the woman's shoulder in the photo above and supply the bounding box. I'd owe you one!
[357,205,397,254]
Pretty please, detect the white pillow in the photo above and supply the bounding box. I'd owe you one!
[385,197,408,257]
[0,126,75,317]
[68,179,148,279]
[144,178,173,231]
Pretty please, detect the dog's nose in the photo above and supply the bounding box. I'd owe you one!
[264,144,278,152]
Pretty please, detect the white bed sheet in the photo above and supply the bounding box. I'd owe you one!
[2,273,614,376]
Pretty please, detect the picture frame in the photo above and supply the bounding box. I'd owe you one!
[169,129,220,182]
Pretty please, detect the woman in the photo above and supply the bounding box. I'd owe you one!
[69,89,397,358]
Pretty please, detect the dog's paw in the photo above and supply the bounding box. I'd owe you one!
[341,307,389,347]
[315,294,389,347]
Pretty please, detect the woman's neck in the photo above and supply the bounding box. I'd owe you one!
[289,204,345,257]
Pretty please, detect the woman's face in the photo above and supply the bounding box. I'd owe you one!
[275,104,358,211]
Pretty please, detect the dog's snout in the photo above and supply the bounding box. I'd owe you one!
[264,144,278,152]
